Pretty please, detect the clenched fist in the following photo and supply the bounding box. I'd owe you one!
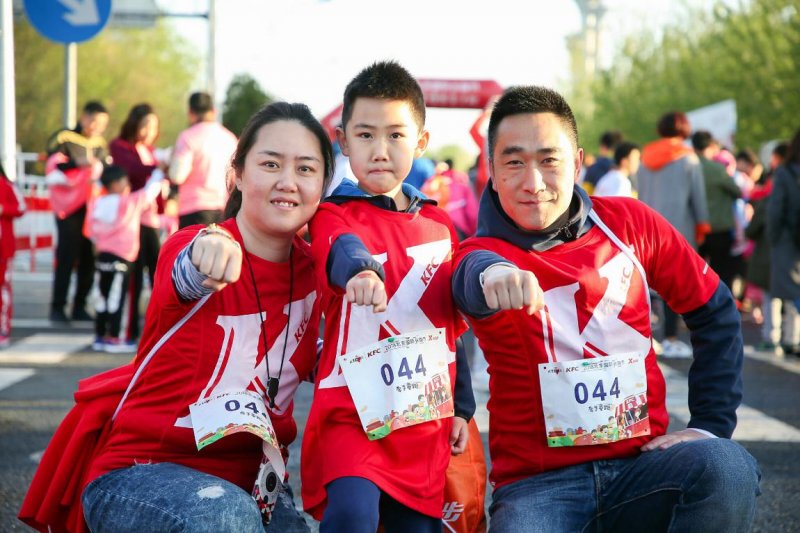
[346,270,387,313]
[192,229,242,292]
[481,264,544,315]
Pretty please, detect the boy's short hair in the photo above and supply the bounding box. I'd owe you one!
[487,86,579,161]
[613,142,640,165]
[341,61,426,130]
[100,165,128,189]
[736,148,760,166]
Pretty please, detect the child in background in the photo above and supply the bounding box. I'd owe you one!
[0,164,26,348]
[301,61,475,532]
[89,165,164,353]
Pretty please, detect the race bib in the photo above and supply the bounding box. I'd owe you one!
[538,353,650,447]
[338,328,454,440]
[189,390,285,480]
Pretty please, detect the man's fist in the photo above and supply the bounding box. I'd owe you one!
[481,264,544,315]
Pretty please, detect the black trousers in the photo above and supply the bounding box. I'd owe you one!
[699,231,738,291]
[95,252,132,339]
[52,206,95,313]
[126,225,161,341]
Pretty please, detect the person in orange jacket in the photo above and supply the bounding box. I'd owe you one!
[637,111,711,359]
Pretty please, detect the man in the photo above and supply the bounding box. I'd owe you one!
[593,141,640,198]
[580,130,623,194]
[45,101,109,323]
[692,131,741,292]
[638,111,710,358]
[169,92,237,228]
[452,86,759,532]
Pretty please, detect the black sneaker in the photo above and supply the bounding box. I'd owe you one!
[71,308,94,322]
[49,309,70,323]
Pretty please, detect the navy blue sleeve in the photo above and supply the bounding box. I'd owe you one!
[453,337,476,421]
[452,250,514,319]
[326,233,386,290]
[683,282,743,438]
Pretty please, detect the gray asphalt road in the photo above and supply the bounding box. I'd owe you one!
[1,271,798,531]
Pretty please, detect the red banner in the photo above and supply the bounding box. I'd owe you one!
[319,79,504,139]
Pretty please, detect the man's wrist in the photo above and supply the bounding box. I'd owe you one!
[479,262,517,289]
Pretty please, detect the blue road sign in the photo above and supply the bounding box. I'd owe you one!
[23,0,112,44]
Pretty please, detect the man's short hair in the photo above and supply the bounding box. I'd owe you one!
[189,92,214,115]
[599,130,623,149]
[656,111,691,139]
[82,101,107,115]
[691,130,714,152]
[341,61,426,130]
[487,86,579,161]
[614,142,640,166]
[772,142,788,160]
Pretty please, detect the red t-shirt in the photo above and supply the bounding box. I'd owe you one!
[456,197,720,489]
[302,200,465,519]
[87,218,320,491]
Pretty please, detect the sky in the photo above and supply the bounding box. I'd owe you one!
[155,0,730,154]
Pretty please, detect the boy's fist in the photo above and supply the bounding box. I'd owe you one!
[192,231,242,292]
[450,416,469,455]
[346,270,387,313]
[481,264,544,315]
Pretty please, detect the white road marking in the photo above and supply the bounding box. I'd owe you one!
[744,346,800,376]
[470,360,800,443]
[0,332,93,364]
[0,368,35,392]
[660,363,800,442]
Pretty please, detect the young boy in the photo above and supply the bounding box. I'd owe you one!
[89,165,164,353]
[301,61,475,531]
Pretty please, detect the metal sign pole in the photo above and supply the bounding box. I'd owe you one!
[63,42,77,129]
[0,0,16,181]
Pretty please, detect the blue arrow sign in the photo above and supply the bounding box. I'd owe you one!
[23,0,112,44]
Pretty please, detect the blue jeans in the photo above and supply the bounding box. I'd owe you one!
[82,462,309,532]
[489,439,760,533]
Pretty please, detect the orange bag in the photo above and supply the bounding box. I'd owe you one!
[441,418,488,533]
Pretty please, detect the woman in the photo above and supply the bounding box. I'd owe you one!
[20,102,334,532]
[766,129,800,356]
[109,103,165,345]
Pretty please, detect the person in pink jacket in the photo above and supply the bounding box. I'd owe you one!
[88,165,164,353]
[0,163,26,348]
[169,92,237,228]
[422,158,479,240]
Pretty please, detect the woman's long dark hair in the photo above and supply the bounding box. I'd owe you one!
[118,103,157,144]
[224,102,334,219]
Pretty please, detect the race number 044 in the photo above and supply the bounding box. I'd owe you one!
[380,354,427,386]
[574,377,620,404]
